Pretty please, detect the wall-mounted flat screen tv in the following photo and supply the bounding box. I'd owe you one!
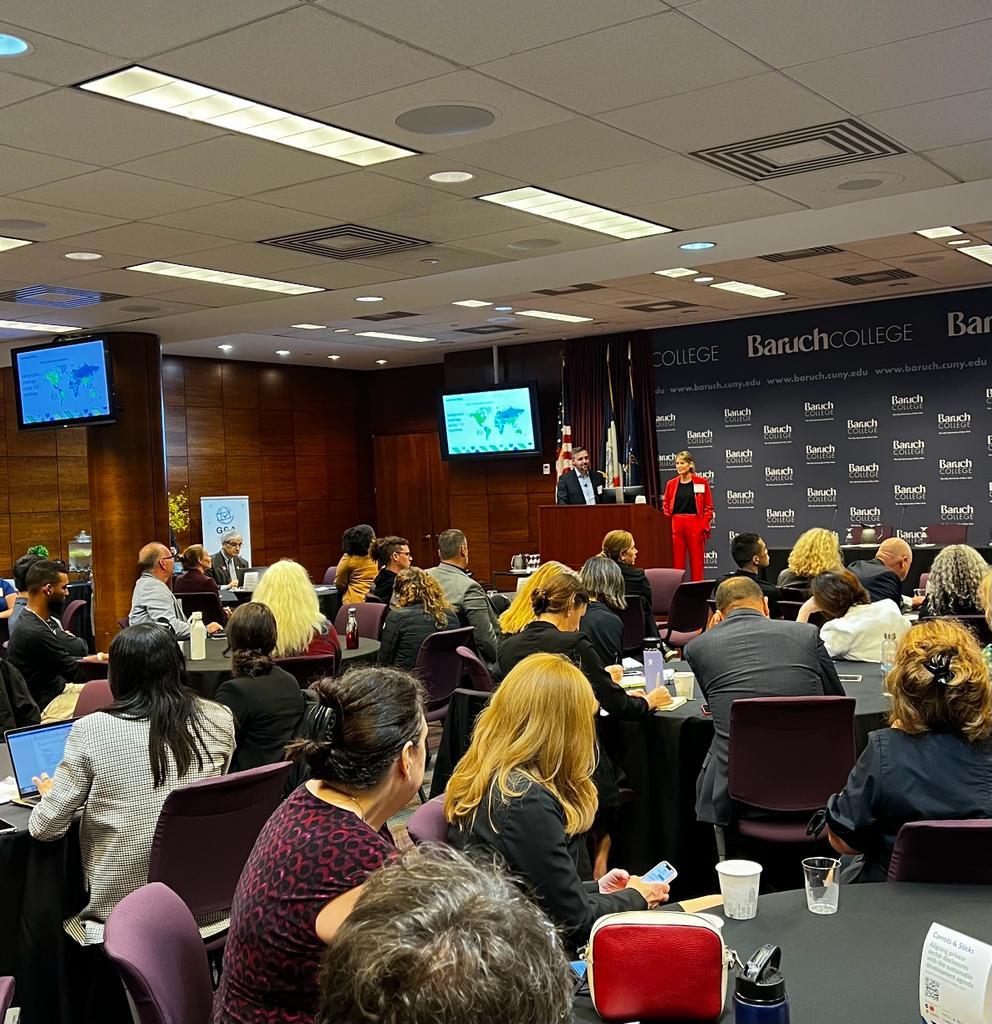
[439,382,542,460]
[12,336,117,431]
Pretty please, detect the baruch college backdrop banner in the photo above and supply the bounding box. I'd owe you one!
[651,286,991,575]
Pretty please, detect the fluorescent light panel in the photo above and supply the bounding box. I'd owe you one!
[654,268,696,278]
[355,331,435,342]
[710,280,786,299]
[479,187,672,240]
[126,260,323,294]
[0,236,32,252]
[517,309,594,323]
[959,244,992,266]
[915,226,962,239]
[290,323,326,329]
[452,299,492,308]
[0,319,75,332]
[79,66,417,167]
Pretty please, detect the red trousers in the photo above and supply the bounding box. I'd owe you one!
[672,514,707,581]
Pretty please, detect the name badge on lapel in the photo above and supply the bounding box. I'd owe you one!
[694,483,705,494]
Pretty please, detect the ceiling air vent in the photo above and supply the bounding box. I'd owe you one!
[760,246,845,262]
[260,223,428,260]
[532,283,605,296]
[353,310,419,322]
[0,284,128,307]
[625,300,696,313]
[834,268,917,286]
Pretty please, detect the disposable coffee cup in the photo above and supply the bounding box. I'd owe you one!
[673,672,694,699]
[715,859,762,920]
[634,495,647,504]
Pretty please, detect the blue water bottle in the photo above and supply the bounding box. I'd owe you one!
[733,945,790,1024]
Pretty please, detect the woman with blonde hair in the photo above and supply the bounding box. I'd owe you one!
[498,560,572,636]
[919,543,989,618]
[978,568,992,668]
[601,529,659,638]
[446,653,669,950]
[776,527,843,597]
[826,618,992,881]
[661,450,713,581]
[252,559,340,662]
[379,567,459,671]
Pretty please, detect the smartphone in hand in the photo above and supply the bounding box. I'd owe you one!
[642,859,678,885]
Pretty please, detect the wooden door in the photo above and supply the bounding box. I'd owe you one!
[373,432,449,566]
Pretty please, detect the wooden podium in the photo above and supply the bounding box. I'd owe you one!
[538,504,673,569]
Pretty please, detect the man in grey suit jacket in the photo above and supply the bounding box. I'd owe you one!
[684,576,844,827]
[129,542,222,640]
[427,528,500,669]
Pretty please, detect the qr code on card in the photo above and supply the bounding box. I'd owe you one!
[925,977,940,1004]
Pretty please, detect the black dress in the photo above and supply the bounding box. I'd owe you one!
[579,600,624,667]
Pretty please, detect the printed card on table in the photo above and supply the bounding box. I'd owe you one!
[919,923,992,1024]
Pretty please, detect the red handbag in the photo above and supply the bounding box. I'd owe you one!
[584,912,732,1022]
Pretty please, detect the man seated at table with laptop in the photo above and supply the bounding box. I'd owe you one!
[846,537,914,606]
[129,542,222,640]
[6,560,106,720]
[209,530,249,589]
[685,576,844,833]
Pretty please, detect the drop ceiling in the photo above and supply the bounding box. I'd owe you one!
[0,0,988,368]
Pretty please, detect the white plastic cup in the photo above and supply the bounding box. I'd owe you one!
[634,495,647,504]
[715,859,762,920]
[673,672,695,699]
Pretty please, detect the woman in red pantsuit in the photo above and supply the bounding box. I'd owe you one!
[662,451,713,581]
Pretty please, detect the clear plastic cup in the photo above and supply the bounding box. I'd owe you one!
[802,857,840,914]
[715,859,762,920]
[673,672,694,699]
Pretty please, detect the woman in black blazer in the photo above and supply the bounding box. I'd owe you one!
[578,556,625,667]
[378,568,459,671]
[446,652,670,952]
[601,530,659,639]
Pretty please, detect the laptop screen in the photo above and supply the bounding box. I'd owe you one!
[6,720,75,798]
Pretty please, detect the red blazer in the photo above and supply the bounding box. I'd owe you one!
[662,474,714,530]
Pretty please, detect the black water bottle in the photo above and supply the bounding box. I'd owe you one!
[733,945,790,1024]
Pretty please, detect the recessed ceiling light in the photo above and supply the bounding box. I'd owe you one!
[693,276,714,283]
[0,34,31,57]
[946,239,972,246]
[328,354,341,360]
[333,328,349,333]
[290,323,326,329]
[488,316,516,324]
[0,319,75,333]
[376,359,388,365]
[0,236,32,253]
[680,241,716,251]
[481,187,672,240]
[79,66,416,166]
[711,280,786,299]
[516,309,594,323]
[126,260,323,294]
[356,331,435,343]
[452,299,492,308]
[654,268,696,278]
[275,349,291,356]
[959,244,992,266]
[0,219,46,232]
[915,226,962,239]
[836,177,885,191]
[63,251,103,261]
[493,305,514,312]
[395,104,495,136]
[428,170,475,183]
[507,237,560,250]
[355,295,383,302]
[217,344,233,352]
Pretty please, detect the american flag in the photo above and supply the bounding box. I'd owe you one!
[555,348,572,479]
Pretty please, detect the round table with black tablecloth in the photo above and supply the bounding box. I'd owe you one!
[182,636,380,698]
[574,883,992,1023]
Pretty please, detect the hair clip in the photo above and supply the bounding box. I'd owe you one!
[924,650,955,687]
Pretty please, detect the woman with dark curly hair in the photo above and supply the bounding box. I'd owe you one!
[334,524,377,605]
[378,567,459,671]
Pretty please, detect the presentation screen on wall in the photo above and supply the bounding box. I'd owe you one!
[12,336,117,431]
[200,496,252,564]
[439,383,542,460]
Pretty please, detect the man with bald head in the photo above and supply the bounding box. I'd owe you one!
[847,537,911,605]
[129,542,222,639]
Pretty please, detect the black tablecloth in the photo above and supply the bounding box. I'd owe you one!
[181,636,380,697]
[574,883,992,1023]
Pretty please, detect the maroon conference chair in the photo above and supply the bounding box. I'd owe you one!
[104,883,213,1024]
[413,626,476,726]
[177,591,226,627]
[148,762,292,952]
[887,819,992,884]
[925,524,969,545]
[722,696,856,858]
[918,572,930,592]
[456,645,494,693]
[75,657,110,682]
[60,598,88,638]
[658,580,716,648]
[644,567,685,626]
[0,977,14,1021]
[618,596,648,657]
[407,796,449,846]
[333,602,387,641]
[777,600,803,622]
[272,653,338,688]
[322,566,337,585]
[74,679,113,716]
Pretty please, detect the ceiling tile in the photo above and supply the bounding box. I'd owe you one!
[862,90,992,151]
[0,89,223,165]
[0,21,121,85]
[352,244,509,276]
[479,12,766,115]
[363,199,535,243]
[787,20,992,112]
[365,154,526,198]
[148,6,454,113]
[602,73,847,152]
[33,267,196,295]
[924,139,992,181]
[841,234,947,259]
[630,186,806,228]
[0,71,51,109]
[270,262,409,289]
[0,249,139,285]
[311,0,662,64]
[3,0,302,58]
[149,284,280,307]
[443,119,671,181]
[49,222,232,258]
[255,172,450,221]
[11,169,230,219]
[0,145,96,192]
[176,243,335,276]
[149,199,331,242]
[453,223,616,258]
[116,136,351,196]
[0,197,125,240]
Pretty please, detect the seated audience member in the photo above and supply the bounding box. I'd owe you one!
[979,569,992,669]
[213,668,427,1024]
[498,560,572,637]
[0,573,16,621]
[317,845,573,1024]
[369,535,412,605]
[253,559,341,661]
[826,618,992,881]
[214,603,305,773]
[378,567,458,671]
[601,529,659,639]
[446,653,669,952]
[800,570,909,662]
[427,529,501,668]
[7,560,99,719]
[578,556,625,667]
[208,531,248,589]
[686,576,844,827]
[847,537,912,605]
[29,624,234,942]
[717,533,781,617]
[174,544,226,624]
[334,524,377,605]
[129,542,222,639]
[776,527,844,597]
[919,544,990,618]
[7,552,41,630]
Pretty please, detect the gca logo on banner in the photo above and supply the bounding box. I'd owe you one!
[808,487,837,508]
[806,443,836,465]
[724,407,751,428]
[892,439,925,462]
[848,418,878,440]
[891,394,924,416]
[765,466,794,487]
[766,508,796,529]
[763,424,792,445]
[939,459,972,480]
[849,462,880,485]
[937,412,971,435]
[725,448,753,469]
[726,489,755,509]
[894,484,927,506]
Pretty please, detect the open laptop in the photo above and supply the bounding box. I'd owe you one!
[236,565,268,591]
[4,719,75,806]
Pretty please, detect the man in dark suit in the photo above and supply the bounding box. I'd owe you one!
[716,532,781,617]
[684,576,844,827]
[556,447,602,505]
[847,537,910,605]
[208,531,249,588]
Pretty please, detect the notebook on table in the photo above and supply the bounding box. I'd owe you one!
[4,719,75,806]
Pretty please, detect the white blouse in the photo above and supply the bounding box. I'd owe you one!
[819,599,910,662]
